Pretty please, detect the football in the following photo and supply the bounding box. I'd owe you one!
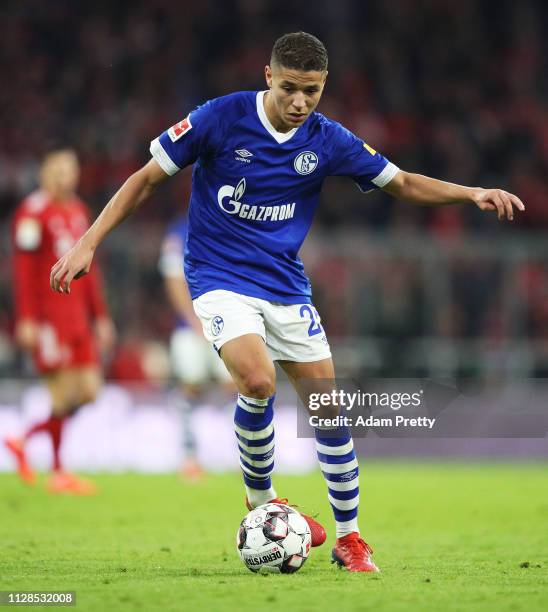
[236,502,312,573]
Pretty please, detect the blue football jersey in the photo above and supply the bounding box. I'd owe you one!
[150,91,398,304]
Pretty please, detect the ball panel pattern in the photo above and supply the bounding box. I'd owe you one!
[237,502,312,574]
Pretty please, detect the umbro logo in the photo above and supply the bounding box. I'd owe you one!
[235,149,253,163]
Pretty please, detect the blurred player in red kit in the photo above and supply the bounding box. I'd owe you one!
[5,148,115,495]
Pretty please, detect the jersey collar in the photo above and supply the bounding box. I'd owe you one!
[256,91,299,144]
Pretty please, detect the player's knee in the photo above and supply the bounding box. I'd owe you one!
[74,380,100,407]
[51,403,71,418]
[74,381,99,406]
[78,387,98,406]
[240,374,275,399]
[74,370,102,406]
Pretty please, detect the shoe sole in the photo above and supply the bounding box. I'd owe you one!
[331,550,344,567]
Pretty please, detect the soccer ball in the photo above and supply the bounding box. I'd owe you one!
[237,502,311,573]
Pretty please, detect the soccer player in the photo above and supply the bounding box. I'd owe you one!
[159,215,234,480]
[6,148,115,495]
[49,33,524,569]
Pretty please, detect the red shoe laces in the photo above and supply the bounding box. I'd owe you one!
[344,537,373,557]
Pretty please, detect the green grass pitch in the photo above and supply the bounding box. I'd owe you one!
[1,463,547,611]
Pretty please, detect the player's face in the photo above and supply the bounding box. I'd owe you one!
[40,151,80,199]
[264,64,327,132]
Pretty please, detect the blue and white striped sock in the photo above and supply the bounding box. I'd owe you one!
[234,394,277,508]
[315,428,360,538]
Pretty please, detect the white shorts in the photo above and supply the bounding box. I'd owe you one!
[193,290,332,363]
[170,327,232,386]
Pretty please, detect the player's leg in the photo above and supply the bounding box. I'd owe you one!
[43,369,74,471]
[169,328,211,481]
[47,364,100,461]
[193,290,280,505]
[219,333,276,398]
[261,301,352,534]
[264,300,375,567]
[223,335,327,548]
[6,328,100,491]
[4,368,71,484]
[280,358,378,572]
[220,333,278,506]
[5,324,65,483]
[37,328,101,492]
[279,359,361,535]
[42,366,99,495]
[193,290,327,546]
[71,365,102,408]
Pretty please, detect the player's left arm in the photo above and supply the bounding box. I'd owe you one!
[382,170,525,221]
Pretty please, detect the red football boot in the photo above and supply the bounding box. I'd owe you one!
[179,458,206,483]
[246,496,327,547]
[46,471,97,496]
[4,437,36,485]
[332,532,379,572]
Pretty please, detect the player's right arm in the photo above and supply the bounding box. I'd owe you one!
[50,159,168,293]
[51,97,221,294]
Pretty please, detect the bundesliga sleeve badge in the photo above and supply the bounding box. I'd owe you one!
[15,217,42,250]
[168,115,193,142]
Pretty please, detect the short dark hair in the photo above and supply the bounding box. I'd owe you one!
[271,32,328,72]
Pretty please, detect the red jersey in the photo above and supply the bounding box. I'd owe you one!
[12,190,108,335]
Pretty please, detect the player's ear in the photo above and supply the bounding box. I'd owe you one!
[265,65,273,88]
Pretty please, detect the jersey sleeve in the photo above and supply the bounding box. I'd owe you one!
[12,211,43,321]
[326,121,399,192]
[150,99,222,176]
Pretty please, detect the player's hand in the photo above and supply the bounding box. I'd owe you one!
[472,188,525,221]
[50,239,95,294]
[15,319,39,351]
[95,317,116,353]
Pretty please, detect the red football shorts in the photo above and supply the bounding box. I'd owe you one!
[34,323,98,374]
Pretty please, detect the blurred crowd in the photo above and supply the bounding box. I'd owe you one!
[1,0,547,228]
[0,0,546,378]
